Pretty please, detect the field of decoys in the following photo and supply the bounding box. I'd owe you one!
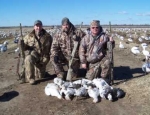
[0,25,150,115]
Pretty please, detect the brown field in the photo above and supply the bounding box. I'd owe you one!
[0,27,150,115]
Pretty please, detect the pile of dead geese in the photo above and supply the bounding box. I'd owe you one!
[45,78,125,103]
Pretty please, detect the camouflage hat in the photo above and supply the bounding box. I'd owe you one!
[34,20,42,26]
[90,20,100,27]
[61,17,70,25]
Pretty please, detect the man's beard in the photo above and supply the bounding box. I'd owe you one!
[62,28,69,32]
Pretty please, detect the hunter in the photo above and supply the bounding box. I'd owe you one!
[50,17,85,81]
[19,20,52,85]
[79,20,115,83]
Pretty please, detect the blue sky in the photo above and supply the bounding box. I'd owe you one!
[0,0,150,26]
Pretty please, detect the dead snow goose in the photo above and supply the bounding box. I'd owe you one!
[45,83,62,99]
[60,86,75,101]
[53,77,64,87]
[87,85,100,103]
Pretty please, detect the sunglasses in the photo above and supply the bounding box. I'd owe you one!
[91,27,99,29]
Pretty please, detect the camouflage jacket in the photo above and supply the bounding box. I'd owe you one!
[51,24,85,61]
[79,32,114,64]
[23,29,52,64]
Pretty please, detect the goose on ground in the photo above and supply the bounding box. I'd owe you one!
[60,86,75,101]
[15,47,19,53]
[87,86,100,103]
[142,61,150,74]
[45,83,62,99]
[0,41,8,52]
[138,37,143,42]
[131,46,140,55]
[142,47,150,60]
[74,86,88,99]
[141,43,148,48]
[119,42,124,49]
[127,38,133,42]
[92,78,113,100]
[53,77,64,87]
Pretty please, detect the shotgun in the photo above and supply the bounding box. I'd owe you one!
[107,21,114,85]
[66,22,83,81]
[16,23,25,83]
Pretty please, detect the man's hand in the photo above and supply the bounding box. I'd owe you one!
[109,36,113,41]
[81,63,87,69]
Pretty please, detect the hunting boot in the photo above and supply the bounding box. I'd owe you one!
[19,71,26,84]
[29,79,36,85]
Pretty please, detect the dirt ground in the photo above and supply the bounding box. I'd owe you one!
[0,31,150,115]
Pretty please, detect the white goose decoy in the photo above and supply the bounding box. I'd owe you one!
[131,46,140,55]
[0,41,8,52]
[127,38,133,42]
[87,86,100,103]
[119,42,124,49]
[15,47,19,53]
[141,43,148,49]
[138,37,143,42]
[142,61,150,74]
[45,83,62,99]
[142,47,150,60]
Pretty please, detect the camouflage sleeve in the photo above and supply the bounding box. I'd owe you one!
[50,33,60,58]
[23,34,31,51]
[79,36,87,64]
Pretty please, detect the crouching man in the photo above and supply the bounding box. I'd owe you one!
[79,20,115,83]
[19,20,52,85]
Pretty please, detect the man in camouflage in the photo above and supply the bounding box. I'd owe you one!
[79,20,115,83]
[20,20,52,85]
[51,17,85,81]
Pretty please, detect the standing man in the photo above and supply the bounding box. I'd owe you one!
[51,17,85,81]
[19,20,52,85]
[79,20,115,83]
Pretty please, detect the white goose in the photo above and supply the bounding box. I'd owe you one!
[60,86,75,101]
[74,86,88,99]
[142,47,150,60]
[45,83,62,99]
[53,77,64,87]
[131,46,140,55]
[92,78,113,101]
[142,61,150,74]
[127,38,133,42]
[15,47,19,53]
[119,42,124,49]
[87,86,100,103]
[0,41,8,52]
[141,43,148,49]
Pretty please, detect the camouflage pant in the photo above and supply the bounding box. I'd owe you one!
[85,56,110,80]
[24,54,46,82]
[52,57,80,80]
